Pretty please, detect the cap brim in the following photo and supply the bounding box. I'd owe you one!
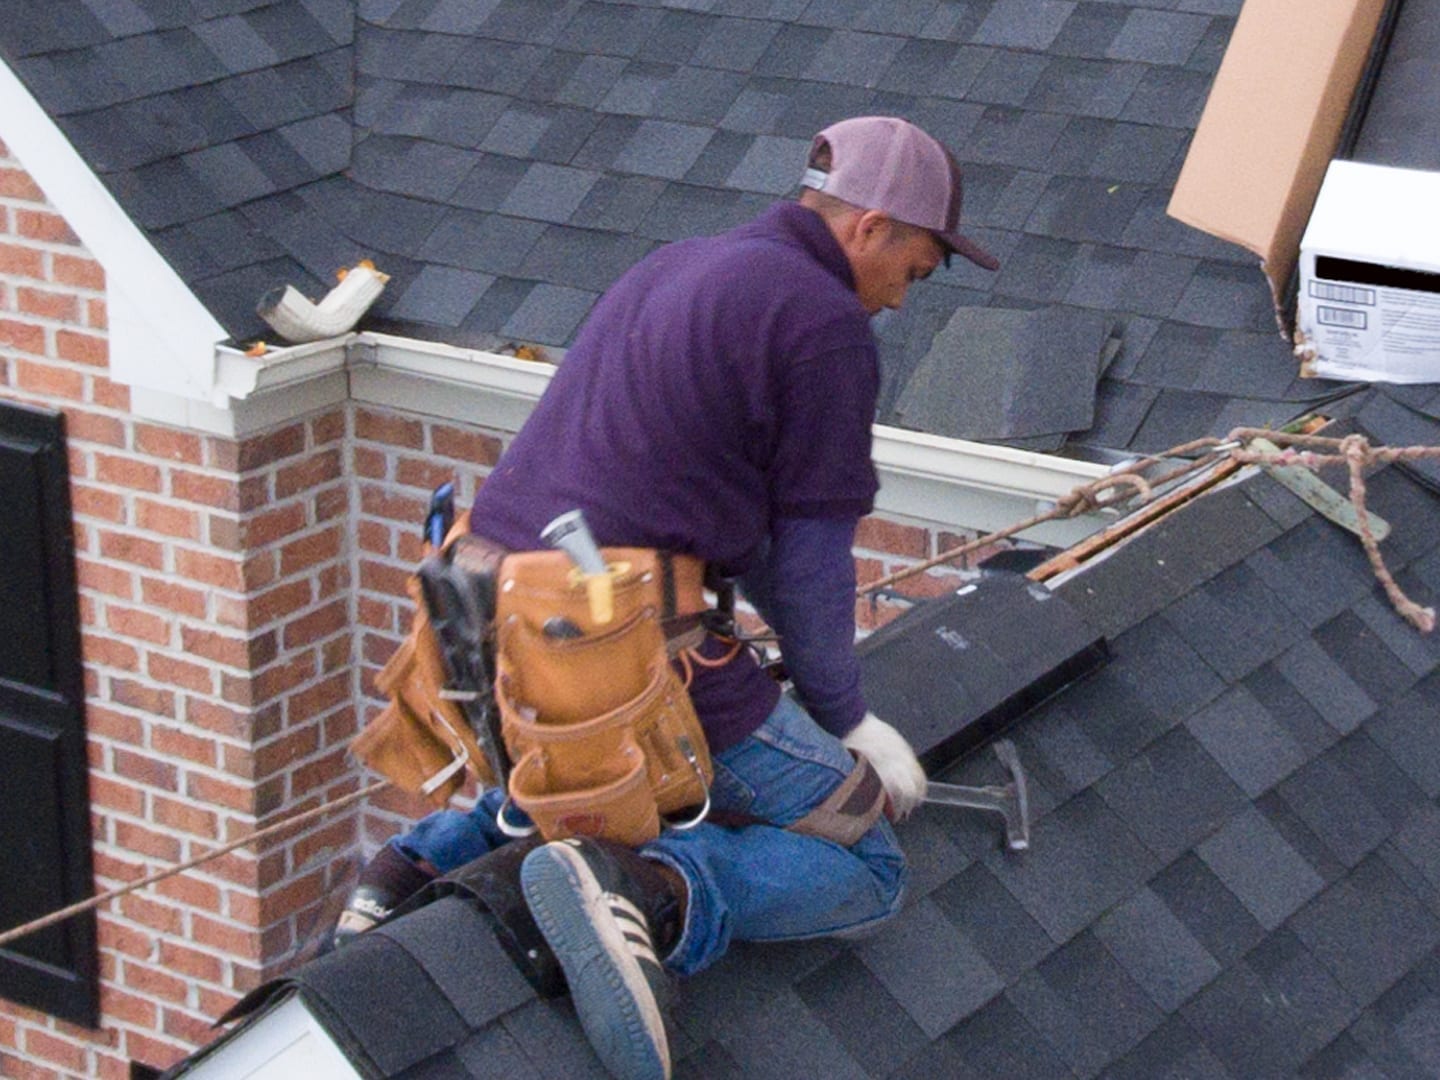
[938,230,1000,272]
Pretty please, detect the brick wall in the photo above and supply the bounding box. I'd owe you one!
[0,137,996,1076]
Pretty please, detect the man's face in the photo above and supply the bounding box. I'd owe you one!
[849,216,945,315]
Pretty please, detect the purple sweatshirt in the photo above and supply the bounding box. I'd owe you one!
[471,202,878,749]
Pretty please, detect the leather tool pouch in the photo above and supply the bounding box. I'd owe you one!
[494,548,714,847]
[352,574,497,806]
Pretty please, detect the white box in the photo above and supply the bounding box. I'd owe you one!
[1297,159,1440,383]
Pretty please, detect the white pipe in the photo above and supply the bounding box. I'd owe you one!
[258,263,389,344]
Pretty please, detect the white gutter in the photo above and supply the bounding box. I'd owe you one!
[161,329,1116,542]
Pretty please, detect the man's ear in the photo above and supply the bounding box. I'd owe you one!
[852,209,892,251]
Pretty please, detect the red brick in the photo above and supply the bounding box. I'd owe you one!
[249,579,313,627]
[236,424,305,471]
[183,698,251,740]
[315,485,348,523]
[135,497,201,540]
[288,817,356,873]
[111,746,179,790]
[112,819,182,863]
[278,524,343,576]
[359,484,427,525]
[146,651,216,695]
[0,241,45,278]
[134,424,203,464]
[184,772,253,814]
[149,722,217,768]
[81,631,139,671]
[238,473,270,512]
[154,872,222,913]
[353,445,387,478]
[162,1007,216,1047]
[242,502,307,546]
[104,603,170,644]
[855,515,930,558]
[87,297,107,330]
[323,706,358,746]
[260,867,328,921]
[13,358,82,399]
[281,598,348,649]
[123,1031,187,1072]
[117,894,185,938]
[70,482,126,522]
[98,986,158,1029]
[76,557,135,600]
[357,519,392,556]
[359,558,411,597]
[179,626,253,668]
[286,671,350,722]
[252,653,318,702]
[150,795,219,840]
[90,373,128,410]
[190,913,259,960]
[85,704,145,745]
[94,452,162,493]
[207,512,242,551]
[65,407,126,448]
[395,455,457,491]
[22,1028,86,1074]
[16,285,79,321]
[433,425,503,466]
[15,209,78,244]
[0,317,45,353]
[174,547,243,591]
[273,447,342,498]
[253,725,319,776]
[170,469,238,511]
[158,940,224,983]
[241,550,276,591]
[88,774,145,816]
[50,253,104,291]
[355,408,423,449]
[54,328,107,366]
[289,746,352,801]
[0,167,45,200]
[140,577,207,619]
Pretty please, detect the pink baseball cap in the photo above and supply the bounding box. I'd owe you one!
[801,116,999,272]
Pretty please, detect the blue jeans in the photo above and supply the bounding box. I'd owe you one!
[391,695,907,976]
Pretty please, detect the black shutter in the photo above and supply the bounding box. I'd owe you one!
[0,400,98,1027]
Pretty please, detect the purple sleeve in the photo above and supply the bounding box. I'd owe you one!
[739,515,866,738]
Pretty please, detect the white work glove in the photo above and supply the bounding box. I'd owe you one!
[842,712,927,821]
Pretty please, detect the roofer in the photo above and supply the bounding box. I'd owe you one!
[338,116,999,1080]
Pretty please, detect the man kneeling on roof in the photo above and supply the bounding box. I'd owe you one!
[336,116,999,1080]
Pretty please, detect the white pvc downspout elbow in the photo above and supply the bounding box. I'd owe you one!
[257,262,390,344]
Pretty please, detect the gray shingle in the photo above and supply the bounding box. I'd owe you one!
[276,113,350,175]
[1094,888,1221,1012]
[803,29,906,86]
[636,9,715,65]
[446,154,530,213]
[1186,685,1309,799]
[972,0,1077,50]
[180,140,275,208]
[1063,242,1133,309]
[1050,2,1128,59]
[1106,9,1211,65]
[1026,56,1146,119]
[1271,637,1376,737]
[719,84,792,134]
[725,134,806,194]
[80,0,157,38]
[557,3,664,58]
[191,14,279,73]
[613,119,713,179]
[498,162,601,224]
[1279,755,1392,869]
[1005,931,1165,1077]
[363,84,509,148]
[500,283,598,346]
[967,49,1049,107]
[652,66,746,125]
[1196,806,1325,930]
[753,22,832,77]
[440,37,546,93]
[551,53,627,109]
[417,210,547,274]
[857,897,1003,1038]
[1089,122,1188,184]
[1024,174,1147,243]
[416,0,501,35]
[387,264,493,326]
[875,38,962,96]
[1120,65,1212,128]
[691,16,782,71]
[794,954,930,1078]
[517,225,653,292]
[711,988,870,1080]
[969,106,1069,170]
[474,0,577,45]
[597,59,671,116]
[567,174,666,231]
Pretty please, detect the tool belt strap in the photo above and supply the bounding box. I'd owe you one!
[786,753,888,848]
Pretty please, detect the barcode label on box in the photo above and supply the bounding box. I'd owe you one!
[1309,281,1376,306]
[1317,306,1368,329]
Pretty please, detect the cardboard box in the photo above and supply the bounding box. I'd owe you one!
[1167,0,1388,310]
[1296,159,1440,382]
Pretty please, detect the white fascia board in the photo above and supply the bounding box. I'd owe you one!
[0,57,226,400]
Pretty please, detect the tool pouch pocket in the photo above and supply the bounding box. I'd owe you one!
[352,581,497,806]
[495,549,714,846]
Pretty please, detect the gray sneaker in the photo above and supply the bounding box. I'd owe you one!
[520,839,675,1080]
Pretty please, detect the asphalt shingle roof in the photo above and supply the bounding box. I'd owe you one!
[0,0,1379,457]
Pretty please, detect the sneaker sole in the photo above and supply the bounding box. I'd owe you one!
[521,843,670,1080]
